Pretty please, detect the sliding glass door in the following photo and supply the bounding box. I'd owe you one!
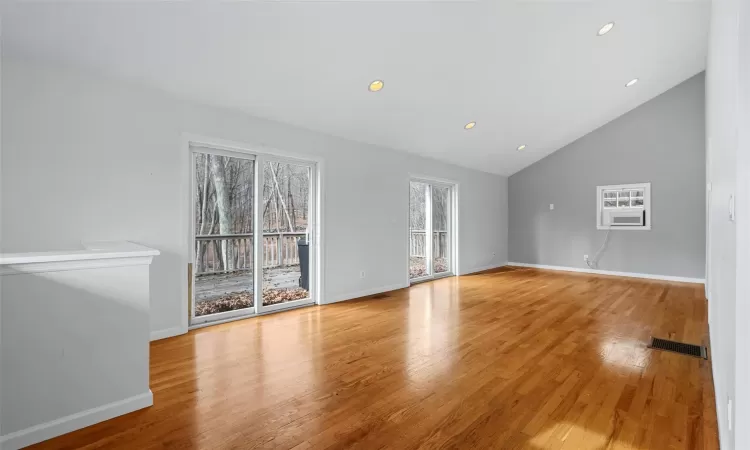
[431,185,452,276]
[191,145,316,326]
[259,159,314,313]
[409,179,454,282]
[193,151,256,323]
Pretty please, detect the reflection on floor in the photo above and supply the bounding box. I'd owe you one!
[30,267,719,450]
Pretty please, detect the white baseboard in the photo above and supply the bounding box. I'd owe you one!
[323,267,511,304]
[150,325,186,341]
[0,391,153,450]
[462,262,508,275]
[507,262,705,284]
[708,324,726,450]
[325,282,409,304]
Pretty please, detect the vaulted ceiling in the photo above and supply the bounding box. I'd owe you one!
[1,1,710,175]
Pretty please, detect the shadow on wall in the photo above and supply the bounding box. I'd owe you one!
[1,268,150,438]
[147,247,184,334]
[528,207,614,269]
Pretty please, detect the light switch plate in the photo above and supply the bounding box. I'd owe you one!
[549,204,554,210]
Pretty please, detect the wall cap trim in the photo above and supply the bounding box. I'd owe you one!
[0,241,158,275]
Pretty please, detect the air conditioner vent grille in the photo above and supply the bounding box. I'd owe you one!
[612,216,642,225]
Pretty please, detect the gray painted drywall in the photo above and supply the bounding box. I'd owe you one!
[508,73,706,279]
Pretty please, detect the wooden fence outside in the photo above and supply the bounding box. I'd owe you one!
[195,232,306,275]
[409,230,449,258]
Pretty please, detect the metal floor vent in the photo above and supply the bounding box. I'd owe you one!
[648,337,707,359]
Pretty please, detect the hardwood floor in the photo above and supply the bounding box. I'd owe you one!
[29,267,719,450]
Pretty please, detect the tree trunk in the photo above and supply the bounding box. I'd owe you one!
[273,184,281,232]
[212,239,223,272]
[195,155,210,272]
[199,155,210,235]
[269,163,294,232]
[288,172,296,231]
[262,192,274,226]
[210,156,234,271]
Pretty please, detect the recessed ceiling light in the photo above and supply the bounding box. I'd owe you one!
[368,80,384,92]
[597,22,615,36]
[625,78,639,87]
[517,144,526,151]
[464,122,476,130]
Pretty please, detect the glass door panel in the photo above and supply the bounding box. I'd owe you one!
[409,181,430,280]
[409,179,454,283]
[261,161,312,307]
[432,185,451,275]
[193,152,255,320]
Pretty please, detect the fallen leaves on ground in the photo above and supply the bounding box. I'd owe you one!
[409,257,448,278]
[195,288,309,316]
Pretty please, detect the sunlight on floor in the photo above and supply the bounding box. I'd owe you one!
[599,338,650,372]
[530,421,638,450]
[405,283,459,387]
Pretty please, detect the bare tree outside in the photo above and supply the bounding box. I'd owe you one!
[193,153,312,317]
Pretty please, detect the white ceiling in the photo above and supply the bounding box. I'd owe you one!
[1,1,710,176]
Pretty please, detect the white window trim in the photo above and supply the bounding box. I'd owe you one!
[596,182,651,231]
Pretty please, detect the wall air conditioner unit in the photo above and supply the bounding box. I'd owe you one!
[603,209,645,227]
[596,183,650,230]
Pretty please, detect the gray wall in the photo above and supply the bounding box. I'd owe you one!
[508,73,706,279]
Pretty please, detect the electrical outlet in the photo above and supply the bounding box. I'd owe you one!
[549,204,555,210]
[583,254,589,262]
[729,398,733,431]
[360,270,366,279]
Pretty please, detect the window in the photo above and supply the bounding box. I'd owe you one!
[596,183,651,230]
[603,188,644,209]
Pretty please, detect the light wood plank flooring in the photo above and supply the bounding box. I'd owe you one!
[29,267,719,449]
